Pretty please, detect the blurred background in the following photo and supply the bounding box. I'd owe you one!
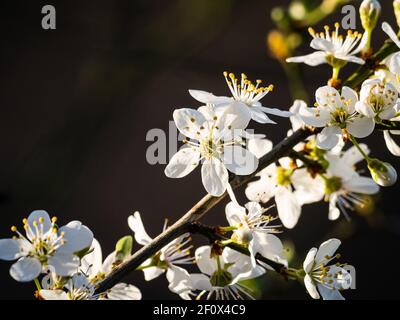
[0,0,399,300]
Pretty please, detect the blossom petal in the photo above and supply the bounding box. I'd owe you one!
[347,117,375,138]
[379,107,397,120]
[299,106,330,127]
[343,176,379,194]
[316,126,341,150]
[248,138,273,159]
[165,147,201,178]
[310,38,334,52]
[195,246,217,276]
[315,86,341,109]
[127,211,153,246]
[58,221,93,254]
[286,51,327,66]
[223,146,258,176]
[317,284,345,300]
[48,252,80,277]
[189,274,213,291]
[315,239,341,266]
[215,101,252,130]
[342,144,370,167]
[201,158,229,196]
[106,283,142,300]
[225,202,245,227]
[143,266,165,281]
[355,101,375,118]
[274,186,301,229]
[0,239,22,261]
[188,89,231,105]
[27,210,52,240]
[166,265,192,296]
[258,106,292,117]
[384,130,400,156]
[382,22,400,49]
[341,86,358,114]
[304,274,320,299]
[173,108,207,140]
[249,107,276,124]
[39,290,69,300]
[80,238,103,278]
[292,168,325,205]
[10,257,42,282]
[245,177,275,204]
[252,232,288,267]
[303,248,317,274]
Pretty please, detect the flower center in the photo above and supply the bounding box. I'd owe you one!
[324,176,343,195]
[276,167,292,186]
[210,269,233,287]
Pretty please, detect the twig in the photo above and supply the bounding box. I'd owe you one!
[95,39,398,294]
[95,128,314,293]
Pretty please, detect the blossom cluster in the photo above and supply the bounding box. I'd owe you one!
[1,0,399,300]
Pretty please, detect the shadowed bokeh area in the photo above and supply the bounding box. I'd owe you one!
[0,0,399,300]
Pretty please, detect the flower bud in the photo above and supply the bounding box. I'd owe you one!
[368,159,397,186]
[395,0,400,28]
[360,0,381,31]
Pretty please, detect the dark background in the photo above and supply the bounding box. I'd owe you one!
[0,0,399,300]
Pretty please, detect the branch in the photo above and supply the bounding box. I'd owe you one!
[95,128,315,293]
[95,38,398,294]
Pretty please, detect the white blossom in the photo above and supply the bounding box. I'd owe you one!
[189,246,265,300]
[324,145,379,220]
[225,201,287,268]
[286,23,366,66]
[303,239,352,300]
[0,210,93,282]
[165,103,259,196]
[300,85,375,150]
[189,72,292,124]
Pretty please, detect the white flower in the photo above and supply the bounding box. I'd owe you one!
[225,201,287,268]
[189,246,265,300]
[300,85,375,150]
[128,211,194,298]
[39,239,142,300]
[165,103,259,196]
[356,78,399,121]
[286,23,366,66]
[189,72,292,124]
[324,145,380,220]
[0,210,93,282]
[381,22,400,77]
[246,153,325,229]
[303,239,352,300]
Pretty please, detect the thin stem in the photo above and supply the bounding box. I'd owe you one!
[332,66,341,81]
[34,278,42,291]
[349,135,370,162]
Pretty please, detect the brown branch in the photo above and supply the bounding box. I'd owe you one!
[95,127,314,293]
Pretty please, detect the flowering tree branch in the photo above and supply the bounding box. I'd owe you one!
[95,127,315,293]
[95,33,400,294]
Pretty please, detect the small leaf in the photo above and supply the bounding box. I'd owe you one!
[115,235,133,261]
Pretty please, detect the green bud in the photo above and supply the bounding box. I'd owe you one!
[360,0,381,31]
[368,159,397,186]
[395,0,400,28]
[115,235,133,261]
